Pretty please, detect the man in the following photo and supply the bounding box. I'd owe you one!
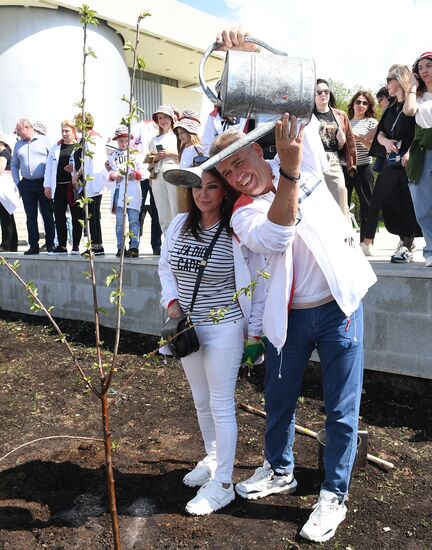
[209,27,377,543]
[11,118,55,254]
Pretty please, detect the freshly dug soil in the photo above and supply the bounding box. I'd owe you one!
[0,311,431,549]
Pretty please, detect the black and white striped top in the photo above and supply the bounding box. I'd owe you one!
[350,118,378,166]
[169,222,243,325]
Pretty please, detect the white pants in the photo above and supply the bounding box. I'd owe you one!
[181,320,244,484]
[151,170,179,235]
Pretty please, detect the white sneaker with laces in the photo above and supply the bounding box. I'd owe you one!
[299,489,347,543]
[360,242,372,256]
[235,460,297,500]
[425,256,432,267]
[391,245,413,263]
[185,480,235,515]
[183,456,216,487]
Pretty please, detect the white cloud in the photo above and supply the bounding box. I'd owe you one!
[223,0,432,93]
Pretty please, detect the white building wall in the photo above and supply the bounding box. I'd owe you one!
[0,6,130,140]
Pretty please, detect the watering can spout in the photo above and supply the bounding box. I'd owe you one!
[164,120,277,188]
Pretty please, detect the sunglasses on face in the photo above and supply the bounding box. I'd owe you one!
[386,77,396,83]
[355,99,369,106]
[192,155,210,167]
[316,89,330,96]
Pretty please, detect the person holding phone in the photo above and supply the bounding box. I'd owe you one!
[146,105,179,235]
[403,52,432,267]
[369,64,422,263]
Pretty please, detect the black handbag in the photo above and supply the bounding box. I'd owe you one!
[161,222,224,359]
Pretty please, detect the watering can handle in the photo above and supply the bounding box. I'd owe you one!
[199,36,288,105]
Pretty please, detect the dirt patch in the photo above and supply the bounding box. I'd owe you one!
[0,311,431,549]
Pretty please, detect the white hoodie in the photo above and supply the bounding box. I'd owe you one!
[230,161,377,352]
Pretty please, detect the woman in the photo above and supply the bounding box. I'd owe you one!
[146,105,179,235]
[44,120,83,255]
[369,65,422,263]
[159,168,265,516]
[313,79,357,218]
[343,91,378,252]
[0,133,18,252]
[174,110,204,213]
[70,112,107,256]
[403,52,432,267]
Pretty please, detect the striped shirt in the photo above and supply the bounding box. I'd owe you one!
[169,222,243,325]
[350,118,378,166]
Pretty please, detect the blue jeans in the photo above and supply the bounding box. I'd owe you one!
[115,206,140,249]
[18,178,55,249]
[408,149,432,259]
[264,300,364,500]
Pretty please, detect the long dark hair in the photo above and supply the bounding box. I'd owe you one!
[347,91,376,120]
[181,169,239,241]
[315,78,337,108]
[412,55,432,96]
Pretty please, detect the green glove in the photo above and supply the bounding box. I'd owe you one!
[242,337,266,367]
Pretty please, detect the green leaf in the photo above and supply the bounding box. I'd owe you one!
[105,269,119,287]
[137,57,146,70]
[96,307,108,316]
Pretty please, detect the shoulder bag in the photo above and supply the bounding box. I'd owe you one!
[161,222,224,359]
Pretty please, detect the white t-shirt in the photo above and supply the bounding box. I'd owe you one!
[291,234,332,308]
[415,92,432,129]
[179,144,204,169]
[149,130,177,154]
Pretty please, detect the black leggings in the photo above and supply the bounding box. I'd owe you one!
[53,183,83,248]
[344,164,374,243]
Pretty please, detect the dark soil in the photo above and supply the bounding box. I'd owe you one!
[0,310,431,550]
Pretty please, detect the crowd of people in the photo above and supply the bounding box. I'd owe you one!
[1,29,431,543]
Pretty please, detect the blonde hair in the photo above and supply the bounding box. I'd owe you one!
[178,132,202,159]
[388,64,412,100]
[61,119,77,133]
[209,129,246,156]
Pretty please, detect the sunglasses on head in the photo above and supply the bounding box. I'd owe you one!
[192,155,209,167]
[355,99,369,106]
[316,89,330,96]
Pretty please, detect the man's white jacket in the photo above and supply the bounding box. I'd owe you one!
[159,212,267,339]
[230,163,377,352]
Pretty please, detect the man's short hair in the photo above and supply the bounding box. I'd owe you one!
[16,118,33,129]
[209,129,246,156]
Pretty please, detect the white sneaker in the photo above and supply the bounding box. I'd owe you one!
[360,242,372,256]
[235,461,297,500]
[185,480,235,515]
[299,489,347,543]
[183,456,216,487]
[391,246,413,263]
[425,257,432,267]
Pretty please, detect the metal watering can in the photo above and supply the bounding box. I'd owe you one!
[164,36,316,188]
[200,36,315,119]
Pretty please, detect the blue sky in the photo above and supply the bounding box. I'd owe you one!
[180,0,432,90]
[180,0,234,20]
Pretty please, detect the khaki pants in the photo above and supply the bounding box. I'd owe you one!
[151,170,179,235]
[324,152,349,219]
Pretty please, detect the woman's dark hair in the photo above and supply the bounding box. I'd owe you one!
[181,169,239,241]
[347,90,376,120]
[376,86,389,101]
[0,141,12,154]
[412,56,432,95]
[315,78,337,108]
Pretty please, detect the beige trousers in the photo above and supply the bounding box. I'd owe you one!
[323,152,349,219]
